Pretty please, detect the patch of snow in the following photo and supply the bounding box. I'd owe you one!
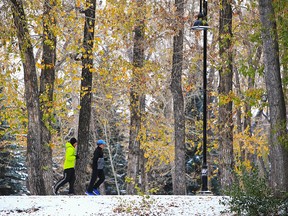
[0,195,230,215]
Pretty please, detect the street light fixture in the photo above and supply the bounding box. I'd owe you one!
[192,0,210,194]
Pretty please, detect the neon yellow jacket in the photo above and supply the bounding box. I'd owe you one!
[63,142,76,169]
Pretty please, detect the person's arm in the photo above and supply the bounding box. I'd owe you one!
[93,148,100,166]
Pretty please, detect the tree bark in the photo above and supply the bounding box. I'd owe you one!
[39,0,57,195]
[258,0,288,196]
[218,0,234,190]
[126,0,146,195]
[10,0,45,195]
[75,0,96,194]
[170,0,186,195]
[139,96,147,193]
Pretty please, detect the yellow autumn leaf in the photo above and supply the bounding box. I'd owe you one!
[106,94,113,99]
[36,62,44,69]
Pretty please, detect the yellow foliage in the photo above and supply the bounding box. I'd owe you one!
[139,115,174,172]
[36,62,44,69]
[233,126,268,173]
[106,94,113,99]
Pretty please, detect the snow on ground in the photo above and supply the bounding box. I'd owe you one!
[0,195,231,216]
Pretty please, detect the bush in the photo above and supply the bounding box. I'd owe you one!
[221,168,287,216]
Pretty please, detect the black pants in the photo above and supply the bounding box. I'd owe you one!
[87,169,105,192]
[54,168,75,194]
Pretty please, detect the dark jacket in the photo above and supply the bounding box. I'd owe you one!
[92,146,105,170]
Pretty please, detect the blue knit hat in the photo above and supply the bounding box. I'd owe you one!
[97,139,106,145]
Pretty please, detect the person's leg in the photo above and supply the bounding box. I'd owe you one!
[68,168,75,194]
[94,169,105,189]
[87,169,98,192]
[53,169,69,194]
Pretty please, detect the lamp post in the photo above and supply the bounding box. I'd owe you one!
[192,0,210,193]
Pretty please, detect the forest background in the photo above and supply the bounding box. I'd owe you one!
[1,0,288,199]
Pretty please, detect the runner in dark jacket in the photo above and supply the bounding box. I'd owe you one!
[86,139,106,195]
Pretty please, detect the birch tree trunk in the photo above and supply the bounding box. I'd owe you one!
[10,0,45,195]
[75,0,96,194]
[170,0,186,195]
[218,0,234,190]
[126,0,146,195]
[258,0,288,196]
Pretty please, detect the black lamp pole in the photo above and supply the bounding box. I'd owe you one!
[192,0,209,193]
[202,8,208,192]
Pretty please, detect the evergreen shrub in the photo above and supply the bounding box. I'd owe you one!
[221,167,288,216]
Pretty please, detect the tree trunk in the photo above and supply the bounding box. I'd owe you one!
[126,0,146,195]
[218,0,234,190]
[139,95,147,193]
[39,0,57,195]
[10,0,45,195]
[75,0,96,194]
[170,0,186,195]
[258,0,288,196]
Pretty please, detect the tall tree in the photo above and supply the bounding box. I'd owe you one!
[126,0,146,195]
[10,0,45,195]
[218,0,234,189]
[170,0,186,195]
[75,0,96,194]
[258,0,288,196]
[39,0,57,195]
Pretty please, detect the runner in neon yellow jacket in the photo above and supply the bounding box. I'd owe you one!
[64,141,77,169]
[53,138,77,195]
